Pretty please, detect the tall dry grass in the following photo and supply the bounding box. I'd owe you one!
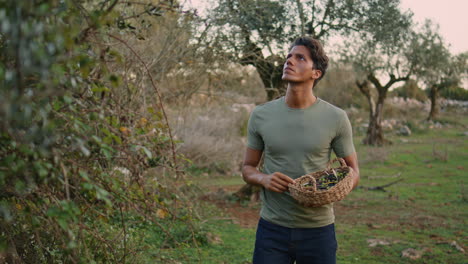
[171,102,251,174]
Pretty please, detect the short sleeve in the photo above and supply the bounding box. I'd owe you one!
[247,109,264,151]
[331,112,355,158]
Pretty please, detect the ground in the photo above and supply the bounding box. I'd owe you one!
[192,121,467,264]
[201,184,260,228]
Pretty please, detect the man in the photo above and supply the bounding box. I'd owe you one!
[242,36,360,264]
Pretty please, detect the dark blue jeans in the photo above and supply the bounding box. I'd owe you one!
[253,218,337,264]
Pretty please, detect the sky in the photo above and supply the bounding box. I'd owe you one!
[400,0,468,54]
[185,0,468,54]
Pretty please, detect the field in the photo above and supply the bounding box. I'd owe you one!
[150,112,468,264]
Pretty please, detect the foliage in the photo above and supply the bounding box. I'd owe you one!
[338,2,413,145]
[209,0,414,99]
[0,0,207,262]
[409,21,451,84]
[315,62,366,108]
[439,85,468,101]
[409,21,466,119]
[391,79,428,102]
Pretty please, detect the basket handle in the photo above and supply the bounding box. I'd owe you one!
[300,174,317,192]
[326,158,347,170]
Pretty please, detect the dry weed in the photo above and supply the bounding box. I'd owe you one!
[171,104,250,173]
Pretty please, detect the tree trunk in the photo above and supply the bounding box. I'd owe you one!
[356,77,395,146]
[255,58,286,100]
[239,37,286,100]
[363,96,389,145]
[233,184,260,202]
[428,85,439,121]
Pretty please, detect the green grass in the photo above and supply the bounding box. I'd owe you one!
[334,125,467,264]
[140,211,256,263]
[165,220,255,264]
[142,113,467,263]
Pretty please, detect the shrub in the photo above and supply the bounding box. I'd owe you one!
[439,85,468,101]
[0,1,206,263]
[391,79,428,102]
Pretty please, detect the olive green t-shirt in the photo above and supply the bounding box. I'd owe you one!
[247,96,355,228]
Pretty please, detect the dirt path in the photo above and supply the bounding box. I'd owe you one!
[202,184,260,228]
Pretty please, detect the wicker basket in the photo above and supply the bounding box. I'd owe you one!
[288,158,354,207]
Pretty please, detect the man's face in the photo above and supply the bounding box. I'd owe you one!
[282,45,322,83]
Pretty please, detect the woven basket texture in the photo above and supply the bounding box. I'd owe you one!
[288,158,353,207]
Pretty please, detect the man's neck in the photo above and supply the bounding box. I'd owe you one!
[285,82,317,109]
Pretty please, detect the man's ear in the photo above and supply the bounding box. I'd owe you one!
[311,69,322,80]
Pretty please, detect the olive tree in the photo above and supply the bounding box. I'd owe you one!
[209,0,413,100]
[205,0,414,199]
[409,21,467,120]
[339,4,415,145]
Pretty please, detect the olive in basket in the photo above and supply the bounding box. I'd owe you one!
[302,170,347,190]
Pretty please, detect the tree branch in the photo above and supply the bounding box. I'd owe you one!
[367,73,385,94]
[384,73,410,90]
[358,179,403,192]
[295,0,306,35]
[107,34,180,178]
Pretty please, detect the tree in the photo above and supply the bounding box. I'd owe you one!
[409,20,467,120]
[209,0,413,100]
[339,9,414,145]
[207,0,413,199]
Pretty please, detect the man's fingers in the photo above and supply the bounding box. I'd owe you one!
[273,172,295,184]
[270,185,286,193]
[271,181,287,191]
[272,177,291,189]
[263,172,294,193]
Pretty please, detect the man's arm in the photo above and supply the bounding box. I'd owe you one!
[242,147,294,193]
[342,152,360,190]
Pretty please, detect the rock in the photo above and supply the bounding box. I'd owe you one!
[401,248,427,260]
[450,241,465,253]
[207,232,224,245]
[367,239,391,247]
[398,125,412,136]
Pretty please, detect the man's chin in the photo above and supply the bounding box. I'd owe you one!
[282,74,295,82]
[282,75,299,82]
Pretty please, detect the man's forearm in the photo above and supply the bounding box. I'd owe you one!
[242,165,267,187]
[350,165,360,190]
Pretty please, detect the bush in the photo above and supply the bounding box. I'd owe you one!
[439,85,468,101]
[391,79,428,102]
[171,104,247,174]
[315,63,367,109]
[0,1,207,263]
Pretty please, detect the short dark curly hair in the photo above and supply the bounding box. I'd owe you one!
[289,37,329,87]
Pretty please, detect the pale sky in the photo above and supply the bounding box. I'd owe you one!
[400,0,468,54]
[185,0,468,54]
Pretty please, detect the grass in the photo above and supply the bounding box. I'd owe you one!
[336,125,468,264]
[141,112,467,263]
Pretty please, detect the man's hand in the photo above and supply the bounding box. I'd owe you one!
[242,147,294,193]
[260,172,295,193]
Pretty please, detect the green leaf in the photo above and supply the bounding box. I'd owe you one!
[79,171,90,181]
[109,74,121,87]
[95,186,112,206]
[141,146,152,159]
